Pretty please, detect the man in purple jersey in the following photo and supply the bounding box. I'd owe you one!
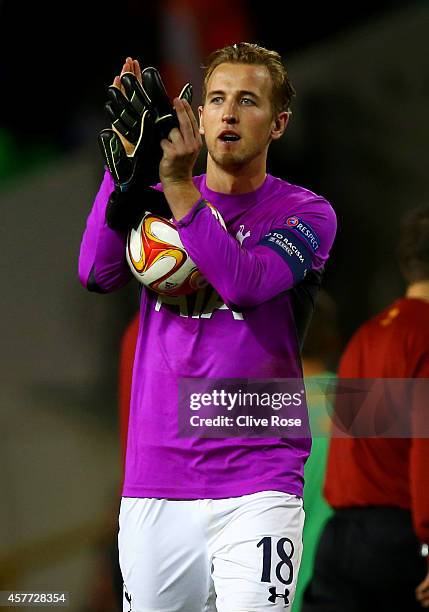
[79,43,336,611]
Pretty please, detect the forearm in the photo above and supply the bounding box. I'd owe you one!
[176,201,295,308]
[79,170,133,293]
[163,180,202,221]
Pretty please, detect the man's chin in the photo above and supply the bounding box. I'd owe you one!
[210,150,248,170]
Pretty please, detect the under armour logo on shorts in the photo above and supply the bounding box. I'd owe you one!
[124,585,132,611]
[268,586,290,605]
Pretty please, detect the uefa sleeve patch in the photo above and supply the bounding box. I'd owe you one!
[259,227,313,282]
[284,216,320,252]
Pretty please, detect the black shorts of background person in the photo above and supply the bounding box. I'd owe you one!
[301,506,427,612]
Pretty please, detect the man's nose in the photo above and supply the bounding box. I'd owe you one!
[222,101,238,123]
[222,113,238,124]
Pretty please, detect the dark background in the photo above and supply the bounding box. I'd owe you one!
[0,2,407,147]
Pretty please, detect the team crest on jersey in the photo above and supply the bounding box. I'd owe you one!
[236,224,251,245]
[284,216,319,252]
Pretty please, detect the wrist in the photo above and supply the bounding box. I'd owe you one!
[161,176,194,192]
[162,180,201,221]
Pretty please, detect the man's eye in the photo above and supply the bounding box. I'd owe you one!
[241,98,255,105]
[211,97,223,104]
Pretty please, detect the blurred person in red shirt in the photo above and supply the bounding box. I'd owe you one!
[118,312,139,469]
[302,205,429,611]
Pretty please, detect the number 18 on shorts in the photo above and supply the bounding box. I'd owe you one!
[119,491,304,611]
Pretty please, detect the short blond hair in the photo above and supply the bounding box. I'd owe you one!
[202,42,296,116]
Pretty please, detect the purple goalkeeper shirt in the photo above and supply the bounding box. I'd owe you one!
[79,171,336,499]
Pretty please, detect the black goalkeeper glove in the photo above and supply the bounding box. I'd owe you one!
[99,108,156,193]
[116,67,193,142]
[98,67,192,230]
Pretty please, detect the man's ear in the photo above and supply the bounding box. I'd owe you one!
[198,105,205,135]
[271,111,290,141]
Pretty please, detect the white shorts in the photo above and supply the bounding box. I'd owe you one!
[118,490,304,611]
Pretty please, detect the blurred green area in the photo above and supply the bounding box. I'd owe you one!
[0,130,57,186]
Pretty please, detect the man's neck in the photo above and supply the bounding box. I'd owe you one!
[205,156,267,195]
[406,281,429,303]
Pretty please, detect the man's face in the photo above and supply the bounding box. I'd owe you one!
[199,63,286,171]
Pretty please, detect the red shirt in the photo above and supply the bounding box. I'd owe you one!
[324,298,429,543]
[118,313,140,468]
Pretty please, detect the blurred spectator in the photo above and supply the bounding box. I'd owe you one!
[118,312,140,469]
[292,290,340,612]
[302,205,429,611]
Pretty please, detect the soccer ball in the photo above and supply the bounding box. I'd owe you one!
[126,213,208,296]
